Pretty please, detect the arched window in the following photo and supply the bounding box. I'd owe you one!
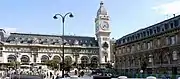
[65,56,72,65]
[91,56,98,68]
[81,56,89,68]
[53,55,61,62]
[21,55,30,62]
[7,55,16,62]
[41,55,49,63]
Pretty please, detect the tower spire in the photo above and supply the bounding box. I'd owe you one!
[97,0,107,16]
[100,0,104,6]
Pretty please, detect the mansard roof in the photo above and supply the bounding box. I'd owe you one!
[5,33,98,47]
[116,15,180,46]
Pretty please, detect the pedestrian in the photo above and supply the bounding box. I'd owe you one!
[80,71,84,77]
[55,74,59,79]
[52,75,54,79]
[47,72,49,78]
[50,72,52,78]
[75,70,77,75]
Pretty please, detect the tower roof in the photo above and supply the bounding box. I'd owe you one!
[97,1,108,17]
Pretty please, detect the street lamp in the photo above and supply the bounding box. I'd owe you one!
[53,12,73,78]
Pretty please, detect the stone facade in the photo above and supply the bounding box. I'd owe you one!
[0,32,99,68]
[115,15,180,75]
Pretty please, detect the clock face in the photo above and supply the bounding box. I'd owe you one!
[101,21,109,30]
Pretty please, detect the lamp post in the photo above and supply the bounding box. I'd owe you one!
[15,52,21,79]
[53,12,73,78]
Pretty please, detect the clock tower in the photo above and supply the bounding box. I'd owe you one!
[95,1,111,65]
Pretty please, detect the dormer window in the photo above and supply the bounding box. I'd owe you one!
[135,36,138,39]
[90,43,93,46]
[20,41,24,43]
[165,23,169,30]
[143,31,146,37]
[74,40,79,45]
[15,37,18,40]
[149,29,153,35]
[123,39,125,43]
[157,26,160,32]
[161,28,164,31]
[137,33,140,38]
[132,35,134,40]
[147,31,150,36]
[39,41,43,44]
[154,29,157,34]
[140,33,143,38]
[27,40,33,44]
[170,22,174,28]
[174,20,179,27]
[64,39,67,44]
[83,44,86,46]
[127,37,130,42]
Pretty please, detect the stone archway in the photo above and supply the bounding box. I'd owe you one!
[64,56,72,65]
[7,55,16,62]
[21,55,30,63]
[90,56,98,68]
[53,55,61,63]
[81,56,89,68]
[41,55,49,63]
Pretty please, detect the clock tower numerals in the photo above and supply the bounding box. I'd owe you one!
[95,20,109,33]
[101,21,109,30]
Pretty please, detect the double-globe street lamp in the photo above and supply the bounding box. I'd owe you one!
[53,12,74,78]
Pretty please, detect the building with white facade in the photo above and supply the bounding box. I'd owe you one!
[0,1,112,69]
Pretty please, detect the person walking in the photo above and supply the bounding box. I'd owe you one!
[75,70,77,75]
[80,71,84,77]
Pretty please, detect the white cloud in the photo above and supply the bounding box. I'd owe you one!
[153,0,180,15]
[0,27,17,37]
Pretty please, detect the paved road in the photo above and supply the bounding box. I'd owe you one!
[44,72,92,79]
[45,75,92,79]
[11,75,43,79]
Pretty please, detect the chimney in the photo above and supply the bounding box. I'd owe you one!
[0,29,6,42]
[173,14,176,17]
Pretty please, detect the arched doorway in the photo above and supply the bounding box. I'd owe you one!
[81,56,89,68]
[21,55,30,63]
[7,55,16,62]
[91,56,98,68]
[41,55,49,63]
[53,55,61,63]
[64,56,72,71]
[64,56,72,65]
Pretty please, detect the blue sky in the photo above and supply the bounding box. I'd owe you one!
[0,0,180,39]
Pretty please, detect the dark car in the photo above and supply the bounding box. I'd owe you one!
[91,68,104,75]
[91,68,119,78]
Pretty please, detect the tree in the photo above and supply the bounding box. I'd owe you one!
[64,63,71,72]
[45,60,59,70]
[9,61,20,69]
